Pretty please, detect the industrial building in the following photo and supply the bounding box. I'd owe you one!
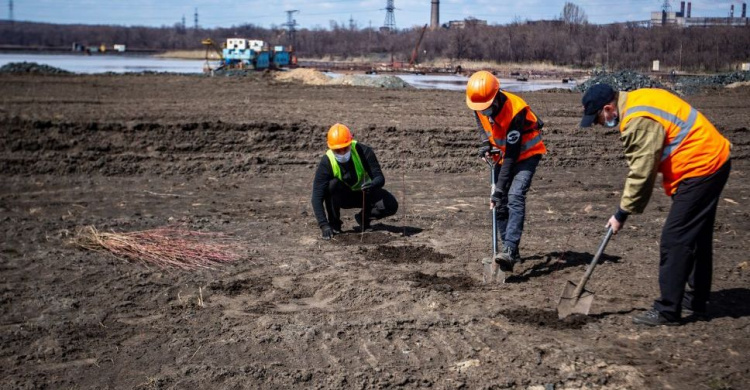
[652,1,748,27]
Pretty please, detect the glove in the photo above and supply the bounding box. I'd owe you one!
[360,181,374,192]
[490,190,507,207]
[321,225,334,240]
[478,140,492,158]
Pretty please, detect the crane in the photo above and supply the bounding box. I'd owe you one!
[409,24,428,67]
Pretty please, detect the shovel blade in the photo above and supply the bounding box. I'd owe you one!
[557,280,595,319]
[482,257,501,284]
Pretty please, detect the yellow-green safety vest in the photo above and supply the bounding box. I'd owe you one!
[326,140,371,191]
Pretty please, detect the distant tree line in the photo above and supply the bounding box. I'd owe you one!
[1,18,748,72]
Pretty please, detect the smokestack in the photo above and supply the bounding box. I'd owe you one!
[680,1,685,16]
[430,0,439,29]
[743,3,747,18]
[687,2,692,18]
[731,4,734,18]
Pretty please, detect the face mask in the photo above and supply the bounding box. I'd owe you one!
[602,107,619,128]
[604,114,619,128]
[334,150,351,163]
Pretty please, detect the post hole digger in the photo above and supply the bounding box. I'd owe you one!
[481,148,505,283]
[556,227,614,319]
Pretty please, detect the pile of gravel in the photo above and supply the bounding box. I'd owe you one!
[0,61,72,75]
[329,74,411,89]
[676,71,750,95]
[576,69,669,93]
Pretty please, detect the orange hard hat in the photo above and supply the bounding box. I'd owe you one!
[466,70,500,111]
[327,123,353,149]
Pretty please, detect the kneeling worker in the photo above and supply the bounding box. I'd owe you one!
[311,123,399,239]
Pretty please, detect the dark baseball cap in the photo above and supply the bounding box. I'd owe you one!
[580,83,617,127]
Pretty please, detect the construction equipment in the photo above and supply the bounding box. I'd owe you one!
[221,38,295,70]
[481,148,504,284]
[556,227,614,319]
[409,24,428,67]
[201,38,225,72]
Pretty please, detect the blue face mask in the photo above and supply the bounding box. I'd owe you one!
[604,113,619,128]
[334,150,351,163]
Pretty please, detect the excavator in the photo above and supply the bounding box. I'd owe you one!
[201,38,225,73]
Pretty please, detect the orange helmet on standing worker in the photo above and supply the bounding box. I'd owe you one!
[327,123,353,149]
[466,70,500,111]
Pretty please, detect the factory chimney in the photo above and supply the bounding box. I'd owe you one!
[742,3,747,18]
[687,2,692,18]
[430,0,439,30]
[680,1,685,16]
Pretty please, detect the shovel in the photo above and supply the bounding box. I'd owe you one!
[481,148,503,284]
[556,227,614,319]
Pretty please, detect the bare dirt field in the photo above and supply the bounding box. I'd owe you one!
[1,73,748,389]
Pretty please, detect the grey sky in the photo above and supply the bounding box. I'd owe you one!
[5,1,745,29]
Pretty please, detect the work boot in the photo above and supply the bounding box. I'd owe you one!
[682,295,709,320]
[495,245,521,272]
[330,219,343,234]
[354,212,372,232]
[632,309,680,327]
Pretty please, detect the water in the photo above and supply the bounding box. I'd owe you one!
[0,53,578,92]
[0,53,206,74]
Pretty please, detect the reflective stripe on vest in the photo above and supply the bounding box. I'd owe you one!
[326,140,369,191]
[622,105,699,162]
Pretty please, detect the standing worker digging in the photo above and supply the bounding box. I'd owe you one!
[466,71,547,273]
[311,123,399,240]
[580,84,731,326]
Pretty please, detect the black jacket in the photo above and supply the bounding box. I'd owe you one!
[311,142,385,228]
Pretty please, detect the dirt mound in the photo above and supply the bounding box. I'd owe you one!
[360,244,452,263]
[499,307,595,330]
[274,68,332,85]
[0,61,71,75]
[406,271,477,292]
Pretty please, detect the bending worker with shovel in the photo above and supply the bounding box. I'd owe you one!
[466,71,547,273]
[580,84,731,326]
[311,123,398,240]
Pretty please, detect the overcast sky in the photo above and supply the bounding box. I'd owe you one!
[5,0,745,29]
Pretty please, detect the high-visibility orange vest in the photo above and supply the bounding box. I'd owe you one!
[476,91,546,164]
[620,89,731,196]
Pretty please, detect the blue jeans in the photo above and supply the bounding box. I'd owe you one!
[494,154,541,251]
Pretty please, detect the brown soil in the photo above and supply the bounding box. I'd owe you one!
[1,73,748,389]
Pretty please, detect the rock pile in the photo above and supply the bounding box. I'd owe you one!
[676,71,750,95]
[576,69,669,93]
[0,61,71,75]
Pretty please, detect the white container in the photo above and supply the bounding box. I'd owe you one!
[652,60,660,71]
[227,39,247,50]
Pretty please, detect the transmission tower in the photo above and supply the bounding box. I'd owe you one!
[285,10,299,48]
[194,8,198,30]
[661,0,671,13]
[383,0,396,31]
[9,0,13,23]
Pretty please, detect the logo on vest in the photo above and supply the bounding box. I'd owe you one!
[507,130,521,144]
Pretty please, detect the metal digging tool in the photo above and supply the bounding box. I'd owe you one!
[557,227,614,319]
[481,148,503,284]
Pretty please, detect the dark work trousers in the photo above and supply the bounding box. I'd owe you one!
[655,159,731,320]
[493,154,542,251]
[324,179,398,228]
